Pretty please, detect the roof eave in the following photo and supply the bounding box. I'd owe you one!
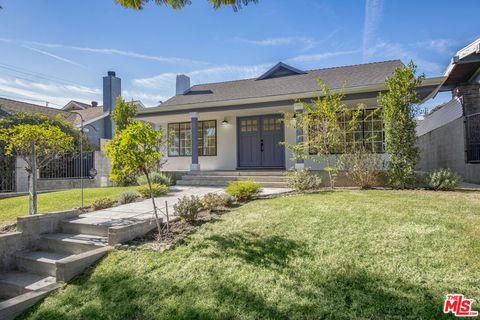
[138,81,436,116]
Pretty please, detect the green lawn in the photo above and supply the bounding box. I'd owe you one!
[23,190,480,319]
[0,186,137,224]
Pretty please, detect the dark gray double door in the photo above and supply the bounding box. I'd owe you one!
[237,114,285,168]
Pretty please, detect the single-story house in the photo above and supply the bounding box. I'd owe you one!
[417,38,480,183]
[137,61,442,174]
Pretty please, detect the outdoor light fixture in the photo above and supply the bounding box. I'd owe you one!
[222,118,229,125]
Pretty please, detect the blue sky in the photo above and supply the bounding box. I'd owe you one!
[0,0,478,109]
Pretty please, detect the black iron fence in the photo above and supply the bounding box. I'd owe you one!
[0,155,15,192]
[466,113,480,163]
[40,152,95,179]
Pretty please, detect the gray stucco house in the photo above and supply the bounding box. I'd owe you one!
[417,38,480,183]
[137,61,441,178]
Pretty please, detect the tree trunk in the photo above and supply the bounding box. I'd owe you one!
[29,141,38,215]
[144,169,162,236]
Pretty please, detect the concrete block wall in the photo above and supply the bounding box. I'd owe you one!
[0,210,80,271]
[457,84,480,116]
[417,116,480,183]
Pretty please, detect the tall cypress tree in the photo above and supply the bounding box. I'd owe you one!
[379,62,424,189]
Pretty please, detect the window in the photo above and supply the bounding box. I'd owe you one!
[309,108,385,154]
[168,120,217,156]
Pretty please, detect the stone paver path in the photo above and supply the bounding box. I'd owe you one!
[72,186,291,227]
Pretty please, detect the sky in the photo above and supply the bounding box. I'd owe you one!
[0,0,478,110]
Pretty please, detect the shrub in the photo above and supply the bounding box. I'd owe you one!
[91,197,116,210]
[111,174,137,187]
[220,193,235,207]
[286,168,322,191]
[118,191,140,204]
[426,168,461,191]
[201,193,227,213]
[174,195,203,222]
[337,147,384,189]
[137,183,169,198]
[136,172,171,186]
[225,180,262,202]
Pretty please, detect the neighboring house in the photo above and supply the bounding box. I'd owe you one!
[137,61,442,173]
[0,71,145,149]
[417,38,480,183]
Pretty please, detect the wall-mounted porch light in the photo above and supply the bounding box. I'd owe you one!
[221,118,229,126]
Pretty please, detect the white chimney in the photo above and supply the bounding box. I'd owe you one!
[176,74,190,95]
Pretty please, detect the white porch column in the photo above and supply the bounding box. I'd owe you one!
[189,112,200,171]
[294,103,305,170]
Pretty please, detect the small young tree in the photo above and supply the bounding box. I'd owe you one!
[104,120,167,234]
[111,97,138,131]
[379,62,424,189]
[283,79,362,188]
[0,124,74,214]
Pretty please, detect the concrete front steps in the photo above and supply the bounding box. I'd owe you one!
[0,232,108,320]
[177,170,288,188]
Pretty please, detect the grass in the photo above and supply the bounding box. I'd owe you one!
[23,190,480,319]
[0,186,137,224]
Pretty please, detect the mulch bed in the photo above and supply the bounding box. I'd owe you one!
[118,208,233,252]
[0,223,17,234]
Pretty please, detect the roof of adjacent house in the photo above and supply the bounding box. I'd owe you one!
[63,100,96,111]
[72,106,107,125]
[159,60,405,108]
[0,97,106,126]
[0,97,76,121]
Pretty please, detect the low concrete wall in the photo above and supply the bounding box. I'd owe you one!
[37,178,97,191]
[0,210,80,271]
[108,218,162,245]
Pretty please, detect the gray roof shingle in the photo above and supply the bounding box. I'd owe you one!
[160,60,404,107]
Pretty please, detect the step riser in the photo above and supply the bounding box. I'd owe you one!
[15,257,56,277]
[38,238,99,255]
[182,176,287,182]
[186,171,286,176]
[61,223,108,237]
[177,180,288,188]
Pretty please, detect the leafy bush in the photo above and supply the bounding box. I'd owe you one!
[220,193,235,207]
[225,180,262,202]
[136,172,171,186]
[174,195,203,222]
[337,147,384,189]
[137,183,169,198]
[426,168,461,191]
[118,191,140,204]
[201,193,227,213]
[287,168,322,191]
[91,197,116,210]
[111,173,138,187]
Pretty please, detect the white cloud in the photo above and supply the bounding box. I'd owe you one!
[133,64,271,90]
[362,0,384,61]
[122,90,168,107]
[0,75,101,107]
[234,37,317,51]
[0,38,208,67]
[21,45,86,68]
[365,41,443,74]
[412,39,456,54]
[286,49,360,64]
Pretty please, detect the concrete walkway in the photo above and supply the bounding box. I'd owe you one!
[70,186,291,228]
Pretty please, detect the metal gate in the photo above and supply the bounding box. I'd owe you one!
[0,155,16,193]
[466,113,480,163]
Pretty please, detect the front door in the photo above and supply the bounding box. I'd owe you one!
[237,114,285,168]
